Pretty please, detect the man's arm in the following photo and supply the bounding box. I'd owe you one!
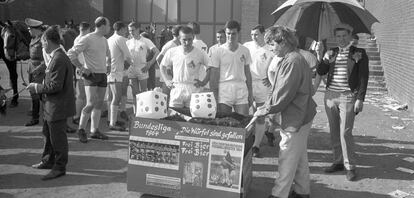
[267,60,302,114]
[244,63,253,106]
[67,36,87,69]
[35,56,67,94]
[356,49,369,101]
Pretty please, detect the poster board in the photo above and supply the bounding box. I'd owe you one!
[127,117,253,198]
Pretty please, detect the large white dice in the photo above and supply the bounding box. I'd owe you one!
[190,92,217,118]
[135,91,168,119]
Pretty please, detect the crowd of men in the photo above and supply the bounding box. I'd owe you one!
[11,16,368,198]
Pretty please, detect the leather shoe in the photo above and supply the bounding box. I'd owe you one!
[324,163,345,173]
[41,170,66,181]
[78,129,88,143]
[25,119,39,126]
[265,131,275,147]
[9,100,18,108]
[289,191,310,198]
[252,146,260,157]
[268,195,280,198]
[90,130,109,140]
[109,125,126,131]
[32,162,53,169]
[346,169,357,181]
[66,126,76,133]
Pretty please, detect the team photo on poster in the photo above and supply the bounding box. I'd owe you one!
[129,136,180,170]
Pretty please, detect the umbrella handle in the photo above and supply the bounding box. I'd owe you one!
[245,116,257,130]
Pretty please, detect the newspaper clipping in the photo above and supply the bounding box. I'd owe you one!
[206,139,244,193]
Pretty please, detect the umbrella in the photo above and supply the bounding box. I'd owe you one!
[272,0,379,41]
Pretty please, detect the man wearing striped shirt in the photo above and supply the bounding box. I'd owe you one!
[316,23,369,181]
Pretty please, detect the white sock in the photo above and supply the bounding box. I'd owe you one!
[91,109,102,133]
[120,96,126,112]
[75,99,85,119]
[253,123,266,148]
[110,105,119,126]
[107,101,111,122]
[79,111,91,130]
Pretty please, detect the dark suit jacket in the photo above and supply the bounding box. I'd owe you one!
[317,45,369,101]
[37,48,76,122]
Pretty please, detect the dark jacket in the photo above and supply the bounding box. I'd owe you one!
[317,45,369,101]
[267,51,317,132]
[37,48,76,121]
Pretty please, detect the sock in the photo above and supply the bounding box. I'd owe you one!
[90,109,102,133]
[107,101,111,122]
[75,99,85,119]
[253,123,266,148]
[110,105,119,126]
[120,96,126,112]
[79,111,91,130]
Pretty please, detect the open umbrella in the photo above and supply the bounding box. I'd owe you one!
[272,0,379,41]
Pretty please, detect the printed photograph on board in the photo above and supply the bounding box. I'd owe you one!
[183,161,203,187]
[129,136,180,170]
[206,139,244,193]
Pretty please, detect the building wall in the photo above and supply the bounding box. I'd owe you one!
[365,0,414,111]
[0,0,118,27]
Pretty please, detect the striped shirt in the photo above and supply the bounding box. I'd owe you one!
[327,48,351,92]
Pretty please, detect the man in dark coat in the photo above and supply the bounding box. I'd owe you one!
[316,23,369,181]
[26,26,76,180]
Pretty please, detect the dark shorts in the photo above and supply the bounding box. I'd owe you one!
[83,73,107,87]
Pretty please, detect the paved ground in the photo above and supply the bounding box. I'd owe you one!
[1,62,414,198]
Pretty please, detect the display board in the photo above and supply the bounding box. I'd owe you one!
[127,117,253,198]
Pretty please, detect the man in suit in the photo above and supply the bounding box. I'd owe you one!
[316,23,369,181]
[27,26,76,180]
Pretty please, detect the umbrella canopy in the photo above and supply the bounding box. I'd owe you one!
[272,0,379,41]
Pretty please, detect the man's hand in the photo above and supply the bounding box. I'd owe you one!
[248,94,253,108]
[81,68,92,77]
[254,105,269,117]
[194,79,205,88]
[106,65,111,75]
[262,78,272,87]
[323,50,337,63]
[165,80,174,89]
[124,61,131,70]
[26,83,39,94]
[354,99,363,114]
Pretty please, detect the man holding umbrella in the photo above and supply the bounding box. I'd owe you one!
[316,23,369,181]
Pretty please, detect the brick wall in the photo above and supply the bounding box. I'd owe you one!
[365,0,414,111]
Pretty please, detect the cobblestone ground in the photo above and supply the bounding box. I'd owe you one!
[1,62,414,198]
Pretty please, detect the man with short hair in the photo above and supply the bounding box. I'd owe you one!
[256,25,317,198]
[72,22,90,125]
[126,22,159,113]
[160,26,211,108]
[27,26,75,180]
[209,20,253,116]
[67,16,112,143]
[208,29,226,57]
[156,25,182,95]
[243,24,274,157]
[316,23,369,181]
[107,21,133,131]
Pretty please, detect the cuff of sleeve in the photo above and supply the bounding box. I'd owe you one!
[35,84,39,94]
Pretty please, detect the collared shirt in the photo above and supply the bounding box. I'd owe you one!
[161,46,210,84]
[108,33,131,73]
[126,36,156,69]
[209,44,252,83]
[243,41,274,81]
